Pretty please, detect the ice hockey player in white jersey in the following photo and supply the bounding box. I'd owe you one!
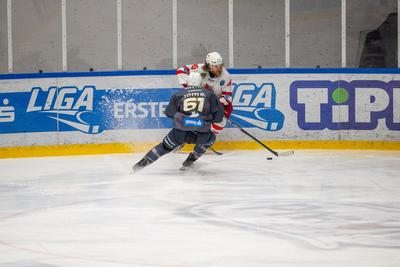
[176,51,233,134]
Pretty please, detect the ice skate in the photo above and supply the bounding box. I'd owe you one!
[179,153,197,171]
[132,158,150,173]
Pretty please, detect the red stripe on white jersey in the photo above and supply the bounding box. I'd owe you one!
[211,123,224,130]
[176,69,188,75]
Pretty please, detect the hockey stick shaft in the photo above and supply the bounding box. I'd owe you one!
[228,119,279,156]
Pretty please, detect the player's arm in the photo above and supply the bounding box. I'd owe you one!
[165,94,180,118]
[210,93,224,123]
[176,64,193,88]
[219,73,233,119]
[210,72,232,134]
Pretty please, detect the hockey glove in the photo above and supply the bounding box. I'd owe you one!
[219,97,233,118]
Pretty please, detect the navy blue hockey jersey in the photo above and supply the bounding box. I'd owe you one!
[165,87,224,132]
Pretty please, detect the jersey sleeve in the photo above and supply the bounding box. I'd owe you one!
[165,94,180,118]
[176,64,191,87]
[210,93,224,123]
[220,71,233,104]
[176,63,203,88]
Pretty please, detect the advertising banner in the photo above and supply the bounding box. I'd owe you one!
[1,70,399,148]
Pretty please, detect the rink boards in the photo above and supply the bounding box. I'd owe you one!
[0,69,400,158]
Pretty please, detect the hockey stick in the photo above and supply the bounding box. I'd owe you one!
[210,146,223,155]
[175,144,223,155]
[228,119,294,157]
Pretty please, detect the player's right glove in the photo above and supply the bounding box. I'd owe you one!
[219,97,233,119]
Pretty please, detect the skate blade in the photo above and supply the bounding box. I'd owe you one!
[179,165,194,171]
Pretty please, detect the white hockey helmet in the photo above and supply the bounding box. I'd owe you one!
[206,51,223,66]
[187,72,202,87]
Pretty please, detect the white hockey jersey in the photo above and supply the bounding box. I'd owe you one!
[176,63,232,103]
[176,63,233,133]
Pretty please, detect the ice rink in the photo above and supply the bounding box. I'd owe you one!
[1,149,400,267]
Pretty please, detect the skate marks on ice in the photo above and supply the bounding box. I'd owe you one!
[182,199,400,250]
[132,150,400,250]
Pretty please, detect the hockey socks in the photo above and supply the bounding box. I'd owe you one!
[180,143,212,170]
[132,141,177,172]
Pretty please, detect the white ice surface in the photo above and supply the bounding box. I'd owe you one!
[0,150,400,267]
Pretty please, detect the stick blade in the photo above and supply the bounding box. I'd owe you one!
[210,147,223,155]
[277,150,295,157]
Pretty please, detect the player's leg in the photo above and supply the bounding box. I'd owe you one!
[133,129,184,171]
[173,130,195,153]
[182,132,216,168]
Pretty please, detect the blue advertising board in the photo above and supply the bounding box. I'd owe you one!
[0,82,285,135]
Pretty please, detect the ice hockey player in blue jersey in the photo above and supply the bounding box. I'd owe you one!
[132,72,224,172]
